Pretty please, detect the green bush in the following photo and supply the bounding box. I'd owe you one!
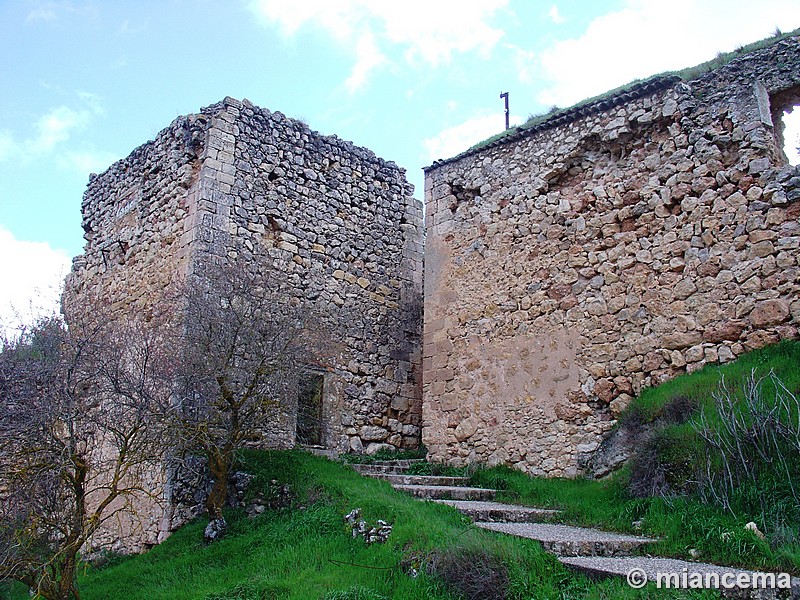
[428,544,509,600]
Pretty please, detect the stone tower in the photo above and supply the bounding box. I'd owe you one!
[63,97,423,547]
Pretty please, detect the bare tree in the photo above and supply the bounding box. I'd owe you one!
[169,257,322,542]
[0,311,172,600]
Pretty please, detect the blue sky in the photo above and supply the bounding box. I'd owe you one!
[1,0,800,335]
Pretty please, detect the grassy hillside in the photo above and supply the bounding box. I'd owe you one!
[3,450,713,600]
[472,340,800,574]
[3,341,798,599]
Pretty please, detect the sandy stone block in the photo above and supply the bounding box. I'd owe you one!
[703,322,744,343]
[429,380,446,396]
[672,279,697,300]
[749,299,790,327]
[436,367,455,382]
[436,338,454,353]
[454,418,478,442]
[748,240,775,258]
[662,331,702,350]
[432,353,449,369]
[441,393,459,412]
[748,229,776,243]
[277,241,298,253]
[669,350,686,367]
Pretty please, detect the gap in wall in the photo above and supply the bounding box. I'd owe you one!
[783,107,800,165]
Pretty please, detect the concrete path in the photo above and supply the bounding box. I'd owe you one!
[393,483,497,501]
[367,473,471,486]
[476,522,657,557]
[433,499,558,523]
[561,556,800,598]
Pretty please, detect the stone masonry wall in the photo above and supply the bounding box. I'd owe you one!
[62,111,208,551]
[193,97,424,453]
[422,37,800,476]
[63,97,423,551]
[63,112,206,315]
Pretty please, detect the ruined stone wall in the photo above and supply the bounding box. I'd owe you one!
[63,112,207,315]
[422,37,800,476]
[193,97,424,453]
[62,112,209,551]
[63,97,423,551]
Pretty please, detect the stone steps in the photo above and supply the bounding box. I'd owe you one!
[353,458,796,596]
[393,484,497,501]
[476,522,657,557]
[433,500,559,523]
[366,459,425,468]
[352,464,409,475]
[368,473,471,486]
[560,556,800,599]
[351,460,425,475]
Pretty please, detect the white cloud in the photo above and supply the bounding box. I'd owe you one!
[249,0,508,92]
[345,30,389,95]
[25,1,99,23]
[548,5,565,24]
[0,227,72,341]
[424,112,522,161]
[507,44,537,85]
[77,91,106,115]
[0,94,107,175]
[0,132,17,161]
[29,106,92,153]
[26,6,58,21]
[536,0,800,107]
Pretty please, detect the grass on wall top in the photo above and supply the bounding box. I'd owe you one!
[453,27,800,159]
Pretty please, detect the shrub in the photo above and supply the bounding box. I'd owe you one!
[204,582,290,599]
[695,371,800,525]
[627,426,699,498]
[428,544,509,600]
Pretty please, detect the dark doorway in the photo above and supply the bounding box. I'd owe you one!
[296,373,324,446]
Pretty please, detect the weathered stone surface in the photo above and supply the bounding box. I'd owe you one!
[703,322,745,344]
[454,418,478,442]
[423,36,800,477]
[662,332,703,350]
[360,426,390,442]
[63,97,424,551]
[749,300,790,327]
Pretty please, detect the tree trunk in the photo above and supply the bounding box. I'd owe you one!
[205,449,230,520]
[204,448,231,543]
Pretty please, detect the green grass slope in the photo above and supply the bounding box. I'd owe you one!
[3,450,715,600]
[471,341,800,575]
[4,341,798,599]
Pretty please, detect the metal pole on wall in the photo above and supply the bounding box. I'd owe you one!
[500,91,509,130]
